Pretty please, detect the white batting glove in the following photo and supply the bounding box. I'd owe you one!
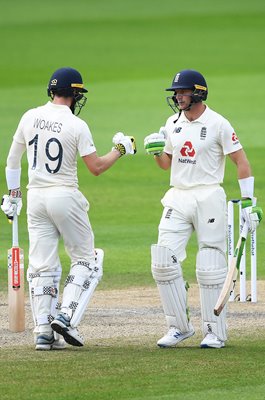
[1,190,22,220]
[240,198,263,233]
[144,127,167,156]
[112,132,136,156]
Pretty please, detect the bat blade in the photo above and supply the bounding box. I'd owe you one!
[8,246,25,332]
[214,225,248,316]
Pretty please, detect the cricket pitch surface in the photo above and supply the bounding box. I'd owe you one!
[1,281,265,348]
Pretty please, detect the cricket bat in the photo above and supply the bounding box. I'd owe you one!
[8,206,25,332]
[214,223,248,316]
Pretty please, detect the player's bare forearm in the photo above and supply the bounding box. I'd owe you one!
[82,150,120,176]
[154,152,172,170]
[229,149,252,179]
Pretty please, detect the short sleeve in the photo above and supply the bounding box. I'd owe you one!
[13,112,29,145]
[77,121,97,157]
[163,119,173,154]
[219,118,242,155]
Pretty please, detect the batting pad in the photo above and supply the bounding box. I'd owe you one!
[151,244,191,333]
[61,249,104,328]
[27,266,61,334]
[196,248,227,341]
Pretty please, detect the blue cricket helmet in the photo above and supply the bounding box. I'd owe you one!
[166,69,208,113]
[166,69,208,100]
[47,67,88,115]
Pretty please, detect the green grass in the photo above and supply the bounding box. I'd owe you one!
[0,0,265,399]
[1,336,265,400]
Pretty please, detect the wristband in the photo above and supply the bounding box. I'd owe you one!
[114,143,126,157]
[6,167,21,190]
[238,176,254,199]
[9,189,22,198]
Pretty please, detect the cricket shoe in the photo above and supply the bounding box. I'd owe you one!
[35,333,66,351]
[157,325,195,348]
[200,332,225,349]
[51,312,84,347]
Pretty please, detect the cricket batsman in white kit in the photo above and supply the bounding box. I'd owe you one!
[1,67,136,350]
[144,69,262,348]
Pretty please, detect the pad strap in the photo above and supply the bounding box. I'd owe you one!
[64,274,90,289]
[32,286,58,297]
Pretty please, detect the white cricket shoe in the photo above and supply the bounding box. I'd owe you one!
[52,337,67,350]
[35,333,66,351]
[157,325,195,348]
[51,312,84,347]
[200,332,225,349]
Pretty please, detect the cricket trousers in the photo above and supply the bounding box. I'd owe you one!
[158,185,227,262]
[27,187,95,272]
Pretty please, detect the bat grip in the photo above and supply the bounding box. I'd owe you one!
[241,222,248,239]
[12,205,19,247]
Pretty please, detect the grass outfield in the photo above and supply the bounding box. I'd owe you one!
[1,338,265,400]
[0,1,265,399]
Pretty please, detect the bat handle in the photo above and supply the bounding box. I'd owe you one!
[241,222,248,239]
[12,205,19,247]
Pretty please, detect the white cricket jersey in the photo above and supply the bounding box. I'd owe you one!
[163,105,242,189]
[11,102,96,189]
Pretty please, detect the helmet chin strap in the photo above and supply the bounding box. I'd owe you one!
[182,101,194,111]
[167,93,197,114]
[176,94,194,112]
[70,99,76,114]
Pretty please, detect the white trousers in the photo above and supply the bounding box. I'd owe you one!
[27,187,95,273]
[158,185,227,261]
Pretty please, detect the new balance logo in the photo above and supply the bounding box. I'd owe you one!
[174,127,182,133]
[165,208,173,219]
[208,218,215,223]
[171,255,178,264]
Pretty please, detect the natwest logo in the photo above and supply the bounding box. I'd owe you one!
[180,141,195,157]
[232,132,239,142]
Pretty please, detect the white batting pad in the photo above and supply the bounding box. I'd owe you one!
[151,244,192,333]
[61,249,104,328]
[27,266,61,334]
[196,248,227,341]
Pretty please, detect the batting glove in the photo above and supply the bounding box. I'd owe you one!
[144,127,167,156]
[1,189,22,220]
[112,132,137,156]
[240,198,263,233]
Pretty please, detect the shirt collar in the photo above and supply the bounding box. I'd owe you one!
[178,105,210,124]
[46,101,72,113]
